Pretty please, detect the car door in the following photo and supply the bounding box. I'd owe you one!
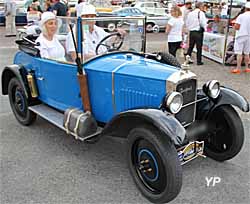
[36,58,82,111]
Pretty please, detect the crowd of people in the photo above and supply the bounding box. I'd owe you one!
[4,0,69,37]
[3,0,250,72]
[165,0,250,72]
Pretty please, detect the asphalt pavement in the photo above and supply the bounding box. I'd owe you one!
[0,27,250,204]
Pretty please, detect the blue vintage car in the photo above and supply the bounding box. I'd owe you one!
[1,16,249,203]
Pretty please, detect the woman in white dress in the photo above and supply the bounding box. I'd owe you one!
[35,12,66,61]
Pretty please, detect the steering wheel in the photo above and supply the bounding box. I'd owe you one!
[95,32,124,55]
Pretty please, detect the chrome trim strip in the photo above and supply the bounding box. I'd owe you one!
[181,97,208,108]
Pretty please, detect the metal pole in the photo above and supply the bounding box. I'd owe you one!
[223,0,233,65]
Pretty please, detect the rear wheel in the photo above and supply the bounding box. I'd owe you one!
[107,22,116,32]
[204,105,244,161]
[146,23,154,33]
[8,77,36,125]
[128,126,182,203]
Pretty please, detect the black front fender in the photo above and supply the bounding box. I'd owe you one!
[196,87,249,120]
[217,87,249,112]
[1,65,29,98]
[102,109,186,146]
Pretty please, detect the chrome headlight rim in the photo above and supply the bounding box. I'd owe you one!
[203,80,221,99]
[165,92,183,114]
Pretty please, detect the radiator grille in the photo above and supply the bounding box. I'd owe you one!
[175,79,197,126]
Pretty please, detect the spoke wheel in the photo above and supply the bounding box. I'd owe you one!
[128,126,182,203]
[204,105,244,161]
[8,77,36,126]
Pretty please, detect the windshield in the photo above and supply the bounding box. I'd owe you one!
[57,16,146,62]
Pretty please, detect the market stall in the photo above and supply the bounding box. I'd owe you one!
[194,0,246,64]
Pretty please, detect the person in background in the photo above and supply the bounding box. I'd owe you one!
[27,0,43,13]
[76,0,86,17]
[44,0,53,11]
[207,15,225,34]
[51,0,67,16]
[4,0,17,37]
[27,3,41,24]
[220,1,228,18]
[231,2,250,73]
[51,0,68,33]
[180,0,193,56]
[186,2,207,65]
[165,6,184,57]
[202,3,209,14]
[181,0,193,22]
[35,12,66,61]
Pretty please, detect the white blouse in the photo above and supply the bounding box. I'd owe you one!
[35,34,66,61]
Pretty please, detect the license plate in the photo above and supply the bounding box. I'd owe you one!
[177,141,205,165]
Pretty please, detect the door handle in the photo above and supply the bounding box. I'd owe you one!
[37,77,44,81]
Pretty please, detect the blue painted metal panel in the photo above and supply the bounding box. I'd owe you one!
[13,52,178,123]
[14,52,82,111]
[85,69,114,122]
[114,74,166,112]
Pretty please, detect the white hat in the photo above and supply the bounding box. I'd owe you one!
[185,0,193,4]
[245,2,250,9]
[40,12,56,26]
[80,3,96,16]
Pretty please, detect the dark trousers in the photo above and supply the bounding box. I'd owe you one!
[187,31,204,63]
[168,41,182,57]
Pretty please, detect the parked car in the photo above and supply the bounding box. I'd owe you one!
[2,16,249,203]
[98,7,169,32]
[0,8,27,26]
[133,1,168,16]
[111,0,124,5]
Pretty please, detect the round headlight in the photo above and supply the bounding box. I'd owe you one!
[166,92,183,114]
[204,80,220,99]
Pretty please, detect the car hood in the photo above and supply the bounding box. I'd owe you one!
[84,52,178,80]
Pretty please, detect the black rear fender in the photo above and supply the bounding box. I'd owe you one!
[2,65,29,98]
[102,109,186,146]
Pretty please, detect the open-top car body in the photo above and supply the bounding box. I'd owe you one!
[1,16,249,203]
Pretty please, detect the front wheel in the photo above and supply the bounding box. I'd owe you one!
[8,77,37,125]
[204,105,244,161]
[127,126,182,203]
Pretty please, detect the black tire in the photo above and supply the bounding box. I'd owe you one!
[204,105,244,161]
[127,126,182,203]
[146,23,154,33]
[107,22,116,32]
[8,77,37,126]
[158,52,182,68]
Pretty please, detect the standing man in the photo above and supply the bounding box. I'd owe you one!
[4,0,17,37]
[185,2,207,65]
[51,0,67,16]
[232,2,250,73]
[51,0,68,33]
[220,1,228,19]
[181,0,193,57]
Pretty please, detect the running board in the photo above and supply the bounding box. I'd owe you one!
[29,104,102,141]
